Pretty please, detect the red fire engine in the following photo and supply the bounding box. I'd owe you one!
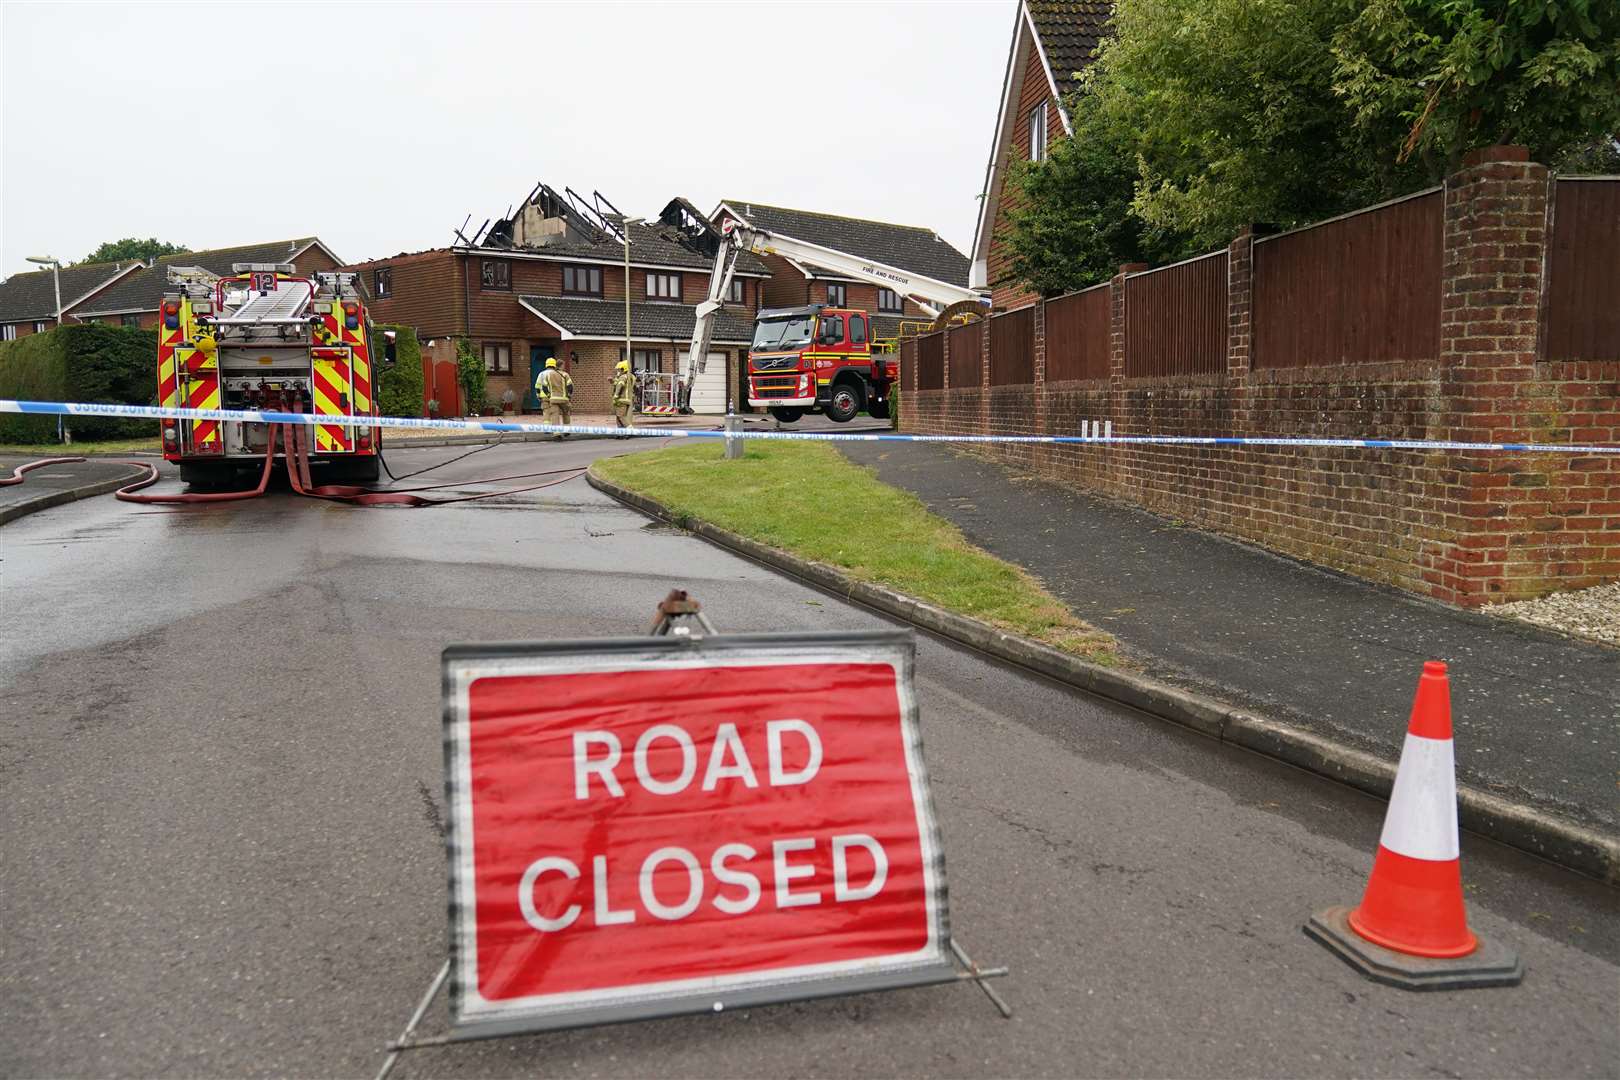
[159,263,392,487]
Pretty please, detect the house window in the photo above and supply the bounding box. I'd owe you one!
[1029,101,1048,163]
[481,260,510,290]
[624,347,661,373]
[1,325,15,341]
[374,267,392,298]
[563,265,602,296]
[482,342,511,374]
[877,287,903,314]
[850,314,867,345]
[647,271,681,301]
[728,278,745,304]
[825,283,846,307]
[121,314,142,327]
[33,321,49,334]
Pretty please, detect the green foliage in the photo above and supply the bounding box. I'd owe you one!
[78,238,189,265]
[369,324,424,417]
[0,324,157,441]
[1333,0,1620,172]
[454,338,486,417]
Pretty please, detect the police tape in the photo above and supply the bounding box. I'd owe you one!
[3,398,1618,454]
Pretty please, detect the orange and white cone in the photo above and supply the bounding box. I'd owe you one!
[1305,661,1522,990]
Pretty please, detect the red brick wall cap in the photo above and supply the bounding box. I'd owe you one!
[1462,145,1531,167]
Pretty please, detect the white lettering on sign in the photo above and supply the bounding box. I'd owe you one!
[516,833,887,931]
[572,720,822,799]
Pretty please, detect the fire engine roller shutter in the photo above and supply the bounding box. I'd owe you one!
[680,350,729,414]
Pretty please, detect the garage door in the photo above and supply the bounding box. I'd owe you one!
[680,351,729,414]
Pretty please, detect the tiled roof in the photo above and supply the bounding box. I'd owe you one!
[0,260,141,323]
[486,220,770,277]
[719,201,972,287]
[518,296,757,344]
[1026,2,1112,100]
[72,238,332,316]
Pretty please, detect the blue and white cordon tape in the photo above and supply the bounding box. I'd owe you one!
[3,399,1617,455]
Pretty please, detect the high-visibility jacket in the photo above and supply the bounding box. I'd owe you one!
[536,367,572,403]
[611,370,635,408]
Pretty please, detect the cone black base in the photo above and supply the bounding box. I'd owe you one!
[1305,906,1524,991]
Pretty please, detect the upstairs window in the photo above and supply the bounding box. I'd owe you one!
[482,342,511,374]
[563,265,602,296]
[728,278,745,304]
[877,287,903,314]
[375,267,392,298]
[481,260,510,291]
[647,271,681,301]
[1029,101,1048,163]
[825,282,847,307]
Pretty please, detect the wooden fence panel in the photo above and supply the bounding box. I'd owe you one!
[989,307,1036,386]
[1252,189,1441,369]
[1044,285,1110,381]
[916,332,944,391]
[1545,178,1620,362]
[948,322,982,388]
[899,337,919,393]
[1125,251,1228,377]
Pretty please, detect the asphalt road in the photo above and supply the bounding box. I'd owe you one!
[1,439,1615,1079]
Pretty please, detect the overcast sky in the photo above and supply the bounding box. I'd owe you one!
[2,1,1013,278]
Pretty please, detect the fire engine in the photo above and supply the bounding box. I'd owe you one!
[159,263,392,487]
[683,225,987,422]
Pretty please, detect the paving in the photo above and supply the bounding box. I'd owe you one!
[1,440,1614,1078]
[840,443,1620,838]
[0,454,148,524]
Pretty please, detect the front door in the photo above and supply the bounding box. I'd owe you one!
[527,345,555,411]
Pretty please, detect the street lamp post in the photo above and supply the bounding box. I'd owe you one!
[25,256,66,443]
[605,215,645,406]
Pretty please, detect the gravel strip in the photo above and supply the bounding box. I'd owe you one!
[1483,581,1620,647]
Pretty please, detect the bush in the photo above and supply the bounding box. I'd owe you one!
[455,338,486,416]
[369,323,424,417]
[0,324,157,442]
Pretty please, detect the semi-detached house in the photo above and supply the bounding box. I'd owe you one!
[969,1,1112,309]
[346,188,770,416]
[0,260,144,340]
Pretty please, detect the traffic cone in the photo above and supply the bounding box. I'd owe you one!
[1305,661,1523,990]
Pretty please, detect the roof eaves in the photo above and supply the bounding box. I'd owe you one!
[970,2,1034,281]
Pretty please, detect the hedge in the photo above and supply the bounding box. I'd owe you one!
[0,324,158,442]
[369,323,424,417]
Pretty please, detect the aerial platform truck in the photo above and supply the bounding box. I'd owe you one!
[681,224,988,422]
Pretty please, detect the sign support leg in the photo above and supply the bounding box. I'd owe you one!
[375,960,450,1080]
[951,939,1013,1019]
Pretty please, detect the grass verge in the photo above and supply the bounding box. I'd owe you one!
[592,441,1120,664]
[0,436,160,456]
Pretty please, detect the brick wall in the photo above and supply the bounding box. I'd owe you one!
[900,149,1619,606]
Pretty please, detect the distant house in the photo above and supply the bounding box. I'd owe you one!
[969,1,1112,308]
[345,186,771,415]
[0,260,145,340]
[66,238,344,328]
[711,200,973,338]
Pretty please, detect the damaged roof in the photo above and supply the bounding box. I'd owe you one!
[0,260,145,324]
[518,295,757,344]
[717,200,972,287]
[72,238,340,316]
[497,219,769,276]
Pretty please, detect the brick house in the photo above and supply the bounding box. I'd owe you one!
[969,1,1111,308]
[345,187,771,416]
[0,259,145,341]
[712,200,973,339]
[66,238,344,328]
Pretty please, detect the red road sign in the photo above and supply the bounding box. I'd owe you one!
[441,631,954,1034]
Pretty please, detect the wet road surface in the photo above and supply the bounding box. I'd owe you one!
[1,439,1615,1078]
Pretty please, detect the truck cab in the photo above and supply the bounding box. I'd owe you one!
[747,305,893,423]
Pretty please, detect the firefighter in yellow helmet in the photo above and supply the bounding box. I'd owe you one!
[535,355,573,439]
[610,359,636,438]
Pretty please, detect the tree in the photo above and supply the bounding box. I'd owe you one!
[79,238,189,265]
[1332,0,1620,173]
[455,338,486,417]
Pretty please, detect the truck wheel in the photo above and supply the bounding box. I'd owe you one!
[825,382,864,424]
[867,397,890,420]
[769,407,803,423]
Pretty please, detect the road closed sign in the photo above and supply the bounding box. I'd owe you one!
[440,630,955,1035]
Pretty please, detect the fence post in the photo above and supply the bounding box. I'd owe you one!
[1033,300,1047,440]
[1436,144,1551,606]
[981,311,993,435]
[1109,264,1147,483]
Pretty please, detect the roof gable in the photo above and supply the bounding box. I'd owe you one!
[715,200,971,287]
[0,260,147,324]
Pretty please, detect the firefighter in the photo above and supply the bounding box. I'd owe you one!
[611,360,636,438]
[535,356,573,439]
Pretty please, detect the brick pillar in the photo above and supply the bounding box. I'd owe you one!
[1108,264,1146,493]
[1226,228,1254,379]
[1435,145,1551,606]
[1033,299,1048,439]
[941,325,951,391]
[981,312,993,435]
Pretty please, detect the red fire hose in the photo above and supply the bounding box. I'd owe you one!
[1,457,89,485]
